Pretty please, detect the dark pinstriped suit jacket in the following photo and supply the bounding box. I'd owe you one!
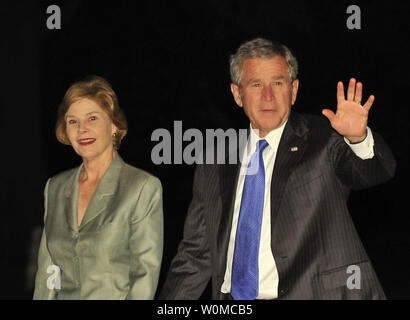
[159,111,396,300]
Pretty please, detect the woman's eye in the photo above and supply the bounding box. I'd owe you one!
[67,119,76,124]
[89,116,97,121]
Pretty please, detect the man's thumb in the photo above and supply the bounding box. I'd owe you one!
[322,109,335,122]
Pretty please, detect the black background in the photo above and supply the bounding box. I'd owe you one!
[1,0,409,300]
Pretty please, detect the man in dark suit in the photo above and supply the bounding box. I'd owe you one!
[159,38,396,300]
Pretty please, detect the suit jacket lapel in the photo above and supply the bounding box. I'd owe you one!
[217,162,240,258]
[270,112,309,239]
[79,153,124,230]
[216,129,248,275]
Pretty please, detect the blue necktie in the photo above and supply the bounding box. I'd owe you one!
[231,139,269,300]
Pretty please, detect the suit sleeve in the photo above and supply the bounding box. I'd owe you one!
[159,164,212,300]
[33,179,57,300]
[126,176,164,300]
[328,127,396,190]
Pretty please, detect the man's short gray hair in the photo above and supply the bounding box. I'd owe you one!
[229,38,298,87]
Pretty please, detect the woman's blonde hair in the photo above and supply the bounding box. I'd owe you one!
[55,75,127,150]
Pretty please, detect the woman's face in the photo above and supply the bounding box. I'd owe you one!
[65,98,117,162]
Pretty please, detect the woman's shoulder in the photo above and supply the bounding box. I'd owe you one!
[115,162,163,205]
[120,162,162,190]
[45,166,80,191]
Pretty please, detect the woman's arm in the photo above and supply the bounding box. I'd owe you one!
[126,176,164,300]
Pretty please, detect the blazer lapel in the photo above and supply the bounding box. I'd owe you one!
[63,165,83,232]
[79,153,124,230]
[216,129,248,274]
[270,112,309,237]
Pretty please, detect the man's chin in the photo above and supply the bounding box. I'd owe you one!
[262,122,283,131]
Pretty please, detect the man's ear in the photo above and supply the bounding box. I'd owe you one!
[291,79,299,106]
[230,83,243,107]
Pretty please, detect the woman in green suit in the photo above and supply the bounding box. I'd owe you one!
[33,76,163,299]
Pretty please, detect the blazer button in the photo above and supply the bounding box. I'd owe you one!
[73,232,79,239]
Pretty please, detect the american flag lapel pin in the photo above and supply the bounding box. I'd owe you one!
[291,146,298,152]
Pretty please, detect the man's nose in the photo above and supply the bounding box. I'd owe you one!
[262,85,274,101]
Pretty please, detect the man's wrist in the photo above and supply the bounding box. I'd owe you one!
[345,132,367,144]
[344,127,375,160]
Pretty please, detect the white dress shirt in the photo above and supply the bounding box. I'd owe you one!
[221,123,375,299]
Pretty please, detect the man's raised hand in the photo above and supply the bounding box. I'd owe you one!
[322,78,374,143]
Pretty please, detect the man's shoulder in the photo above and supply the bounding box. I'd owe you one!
[293,111,331,130]
[291,111,337,141]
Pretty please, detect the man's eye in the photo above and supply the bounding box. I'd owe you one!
[274,82,283,86]
[252,83,262,87]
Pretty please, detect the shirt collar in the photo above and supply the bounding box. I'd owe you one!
[247,119,288,156]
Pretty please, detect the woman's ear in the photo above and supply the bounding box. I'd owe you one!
[112,123,118,135]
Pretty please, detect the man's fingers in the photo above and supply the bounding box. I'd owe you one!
[363,95,375,111]
[322,109,336,122]
[337,82,345,105]
[355,82,363,104]
[347,78,356,101]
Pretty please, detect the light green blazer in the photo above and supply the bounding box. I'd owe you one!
[33,153,163,299]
